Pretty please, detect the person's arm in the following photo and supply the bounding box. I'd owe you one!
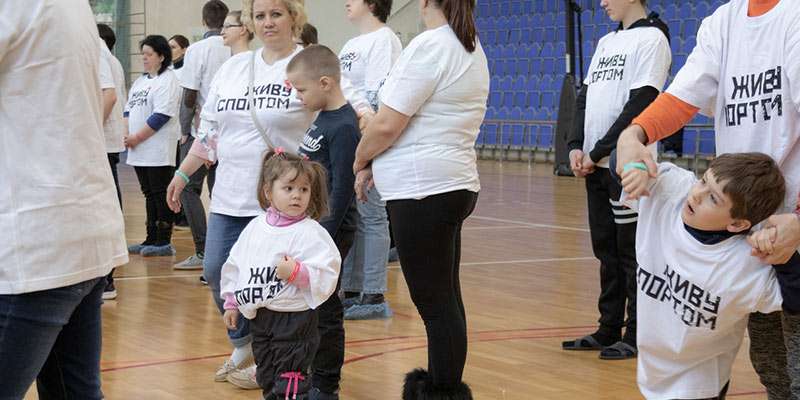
[772,252,800,315]
[353,104,410,172]
[102,88,117,123]
[589,86,660,163]
[124,113,169,148]
[567,84,587,152]
[179,88,197,139]
[320,127,359,237]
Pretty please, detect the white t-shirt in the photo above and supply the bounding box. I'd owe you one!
[584,26,670,167]
[667,0,800,210]
[374,25,490,201]
[124,69,182,166]
[220,216,341,318]
[197,47,314,216]
[340,26,402,112]
[636,163,783,400]
[0,0,128,294]
[98,44,127,153]
[180,35,231,120]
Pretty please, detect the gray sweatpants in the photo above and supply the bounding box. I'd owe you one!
[748,311,800,400]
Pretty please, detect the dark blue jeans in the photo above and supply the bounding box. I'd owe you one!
[0,277,105,400]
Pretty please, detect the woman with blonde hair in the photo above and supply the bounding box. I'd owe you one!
[166,0,315,391]
[221,10,254,55]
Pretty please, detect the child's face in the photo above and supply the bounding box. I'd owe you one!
[266,169,311,217]
[681,169,751,233]
[287,70,328,112]
[345,0,371,23]
[600,0,636,23]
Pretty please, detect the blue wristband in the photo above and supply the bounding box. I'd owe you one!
[623,162,648,173]
[175,169,190,184]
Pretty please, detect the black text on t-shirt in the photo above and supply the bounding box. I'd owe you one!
[340,52,358,72]
[725,66,783,127]
[128,88,151,108]
[216,84,293,112]
[638,264,721,330]
[234,265,285,305]
[590,54,627,84]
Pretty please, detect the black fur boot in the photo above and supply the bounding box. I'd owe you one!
[402,369,473,400]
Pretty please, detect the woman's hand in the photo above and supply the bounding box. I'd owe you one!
[621,169,651,199]
[223,309,240,330]
[749,213,800,264]
[166,175,187,213]
[357,109,375,133]
[354,167,374,202]
[124,134,142,149]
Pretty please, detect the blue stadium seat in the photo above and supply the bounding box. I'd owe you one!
[509,29,521,44]
[511,124,525,147]
[678,3,694,19]
[513,91,527,107]
[489,91,502,108]
[523,1,534,14]
[683,129,697,155]
[682,18,699,37]
[539,125,555,148]
[527,92,541,108]
[500,75,513,91]
[670,37,682,56]
[682,36,696,55]
[521,28,533,43]
[477,3,490,18]
[526,75,541,92]
[499,2,511,16]
[544,27,557,42]
[542,91,556,108]
[664,4,678,20]
[699,129,715,155]
[523,107,536,121]
[532,28,544,43]
[696,1,712,18]
[501,92,514,108]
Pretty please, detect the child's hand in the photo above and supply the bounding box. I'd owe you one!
[223,309,240,330]
[621,168,651,199]
[277,255,296,281]
[748,226,778,257]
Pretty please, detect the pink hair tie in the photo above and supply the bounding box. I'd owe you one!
[274,147,285,156]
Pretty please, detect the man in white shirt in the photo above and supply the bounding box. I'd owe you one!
[97,23,128,300]
[0,1,128,398]
[174,0,232,270]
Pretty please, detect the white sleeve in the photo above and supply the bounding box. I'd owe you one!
[363,35,399,111]
[637,163,695,216]
[379,40,443,117]
[341,75,369,114]
[98,52,115,90]
[152,73,181,117]
[666,13,723,115]
[753,270,784,314]
[0,3,26,63]
[297,226,342,309]
[180,43,202,90]
[196,70,222,160]
[220,226,248,298]
[630,34,671,91]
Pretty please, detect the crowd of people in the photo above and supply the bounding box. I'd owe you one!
[2,0,800,399]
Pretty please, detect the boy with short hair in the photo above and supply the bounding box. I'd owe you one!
[621,153,800,400]
[287,44,360,400]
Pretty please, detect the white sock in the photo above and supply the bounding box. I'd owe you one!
[230,343,253,367]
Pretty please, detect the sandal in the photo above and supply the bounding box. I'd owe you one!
[599,341,637,360]
[562,334,605,351]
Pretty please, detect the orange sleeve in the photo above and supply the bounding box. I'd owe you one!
[749,0,779,17]
[632,93,700,144]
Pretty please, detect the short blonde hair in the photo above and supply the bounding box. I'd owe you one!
[242,0,308,39]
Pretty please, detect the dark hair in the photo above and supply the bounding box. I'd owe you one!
[203,0,229,29]
[365,0,392,23]
[708,152,785,225]
[257,150,329,220]
[228,10,255,41]
[300,23,318,47]
[431,0,477,53]
[169,34,190,49]
[287,45,341,81]
[97,23,116,51]
[140,35,172,74]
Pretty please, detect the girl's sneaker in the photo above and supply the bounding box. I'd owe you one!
[140,244,176,257]
[127,242,152,254]
[226,364,259,389]
[344,301,393,320]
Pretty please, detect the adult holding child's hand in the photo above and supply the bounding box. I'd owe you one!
[615,124,658,199]
[748,213,800,264]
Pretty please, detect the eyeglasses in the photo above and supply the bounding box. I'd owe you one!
[222,23,243,30]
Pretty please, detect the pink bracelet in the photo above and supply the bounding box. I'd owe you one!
[287,261,301,283]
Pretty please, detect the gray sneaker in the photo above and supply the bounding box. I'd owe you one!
[174,253,204,270]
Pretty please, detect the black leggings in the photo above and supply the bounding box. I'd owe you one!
[134,165,175,245]
[387,189,478,389]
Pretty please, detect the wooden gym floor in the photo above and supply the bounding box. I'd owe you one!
[24,160,768,399]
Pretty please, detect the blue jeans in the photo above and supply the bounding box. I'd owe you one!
[204,212,255,348]
[341,187,390,295]
[0,277,105,400]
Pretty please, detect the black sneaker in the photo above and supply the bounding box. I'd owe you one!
[200,275,208,285]
[102,281,117,300]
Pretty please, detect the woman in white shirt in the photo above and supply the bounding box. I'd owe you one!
[124,35,182,258]
[339,0,402,321]
[353,1,489,398]
[165,0,313,390]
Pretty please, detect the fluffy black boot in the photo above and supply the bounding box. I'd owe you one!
[402,369,473,400]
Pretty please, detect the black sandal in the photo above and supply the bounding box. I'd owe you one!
[599,341,637,360]
[562,334,604,351]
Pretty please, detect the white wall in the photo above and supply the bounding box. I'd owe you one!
[127,0,422,78]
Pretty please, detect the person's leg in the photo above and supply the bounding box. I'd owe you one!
[586,171,624,343]
[749,311,791,399]
[36,278,105,400]
[782,312,800,400]
[206,162,217,198]
[388,190,477,393]
[269,309,319,399]
[129,167,157,254]
[204,213,255,348]
[311,227,354,396]
[356,188,390,298]
[0,277,104,400]
[105,153,122,296]
[140,166,177,256]
[178,135,208,258]
[605,169,639,349]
